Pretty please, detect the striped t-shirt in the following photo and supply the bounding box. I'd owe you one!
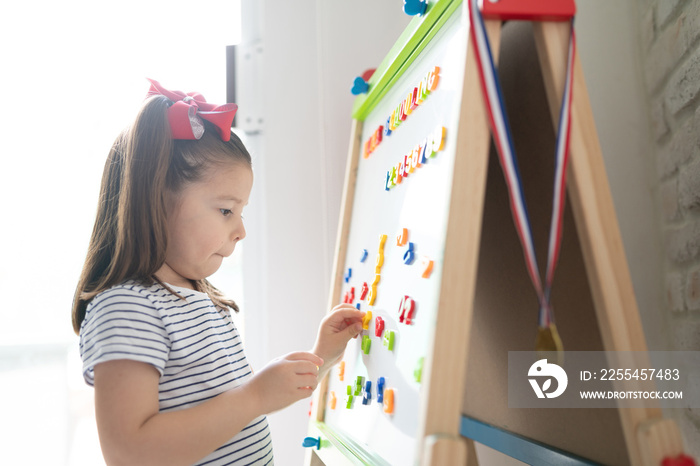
[79,280,273,465]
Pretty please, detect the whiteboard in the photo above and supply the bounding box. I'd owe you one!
[321,10,467,465]
[310,4,678,465]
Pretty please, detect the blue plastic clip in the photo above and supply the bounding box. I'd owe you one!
[351,76,369,95]
[377,377,385,403]
[302,436,321,450]
[403,0,427,16]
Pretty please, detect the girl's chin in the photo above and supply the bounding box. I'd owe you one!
[203,256,225,277]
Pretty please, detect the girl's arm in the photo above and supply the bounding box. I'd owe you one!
[312,304,365,377]
[94,351,322,466]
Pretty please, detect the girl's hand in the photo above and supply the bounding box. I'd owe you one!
[312,304,364,376]
[246,352,323,414]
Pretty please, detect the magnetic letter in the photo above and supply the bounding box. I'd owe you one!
[416,80,426,106]
[431,126,446,155]
[420,140,428,164]
[428,66,440,91]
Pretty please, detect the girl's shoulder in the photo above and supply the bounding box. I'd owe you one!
[87,280,183,313]
[80,280,203,335]
[86,280,221,316]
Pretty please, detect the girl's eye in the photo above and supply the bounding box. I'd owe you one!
[220,208,233,217]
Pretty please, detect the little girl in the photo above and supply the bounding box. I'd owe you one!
[72,79,364,466]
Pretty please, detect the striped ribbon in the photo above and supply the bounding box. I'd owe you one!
[468,0,576,328]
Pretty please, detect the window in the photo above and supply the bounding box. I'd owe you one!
[0,1,242,464]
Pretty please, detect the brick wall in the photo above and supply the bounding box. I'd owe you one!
[638,0,700,456]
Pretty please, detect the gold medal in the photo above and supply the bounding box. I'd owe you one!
[536,324,564,364]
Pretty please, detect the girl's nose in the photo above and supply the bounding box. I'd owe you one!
[233,222,246,242]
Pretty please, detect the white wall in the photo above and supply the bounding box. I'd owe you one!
[237,0,667,463]
[575,0,668,351]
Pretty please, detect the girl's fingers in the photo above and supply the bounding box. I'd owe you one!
[285,351,324,367]
[332,304,365,316]
[333,309,364,320]
[330,309,365,329]
[296,386,315,397]
[297,374,319,390]
[293,360,320,376]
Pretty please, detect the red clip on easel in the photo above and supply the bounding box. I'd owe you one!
[480,0,575,21]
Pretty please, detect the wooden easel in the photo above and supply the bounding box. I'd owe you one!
[308,1,691,465]
[418,12,689,466]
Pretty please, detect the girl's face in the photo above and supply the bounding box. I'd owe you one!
[156,161,253,289]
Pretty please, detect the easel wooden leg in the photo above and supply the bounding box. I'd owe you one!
[532,20,689,466]
[422,435,477,466]
[637,418,687,466]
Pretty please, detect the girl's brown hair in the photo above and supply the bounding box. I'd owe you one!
[71,95,251,334]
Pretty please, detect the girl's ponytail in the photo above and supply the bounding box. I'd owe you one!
[72,96,174,333]
[116,96,172,280]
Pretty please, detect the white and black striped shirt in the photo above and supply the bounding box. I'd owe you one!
[80,280,273,465]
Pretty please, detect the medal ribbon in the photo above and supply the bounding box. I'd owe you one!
[468,0,576,328]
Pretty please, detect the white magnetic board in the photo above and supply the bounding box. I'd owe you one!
[321,10,468,465]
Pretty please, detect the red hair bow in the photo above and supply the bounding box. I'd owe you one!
[146,78,238,142]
